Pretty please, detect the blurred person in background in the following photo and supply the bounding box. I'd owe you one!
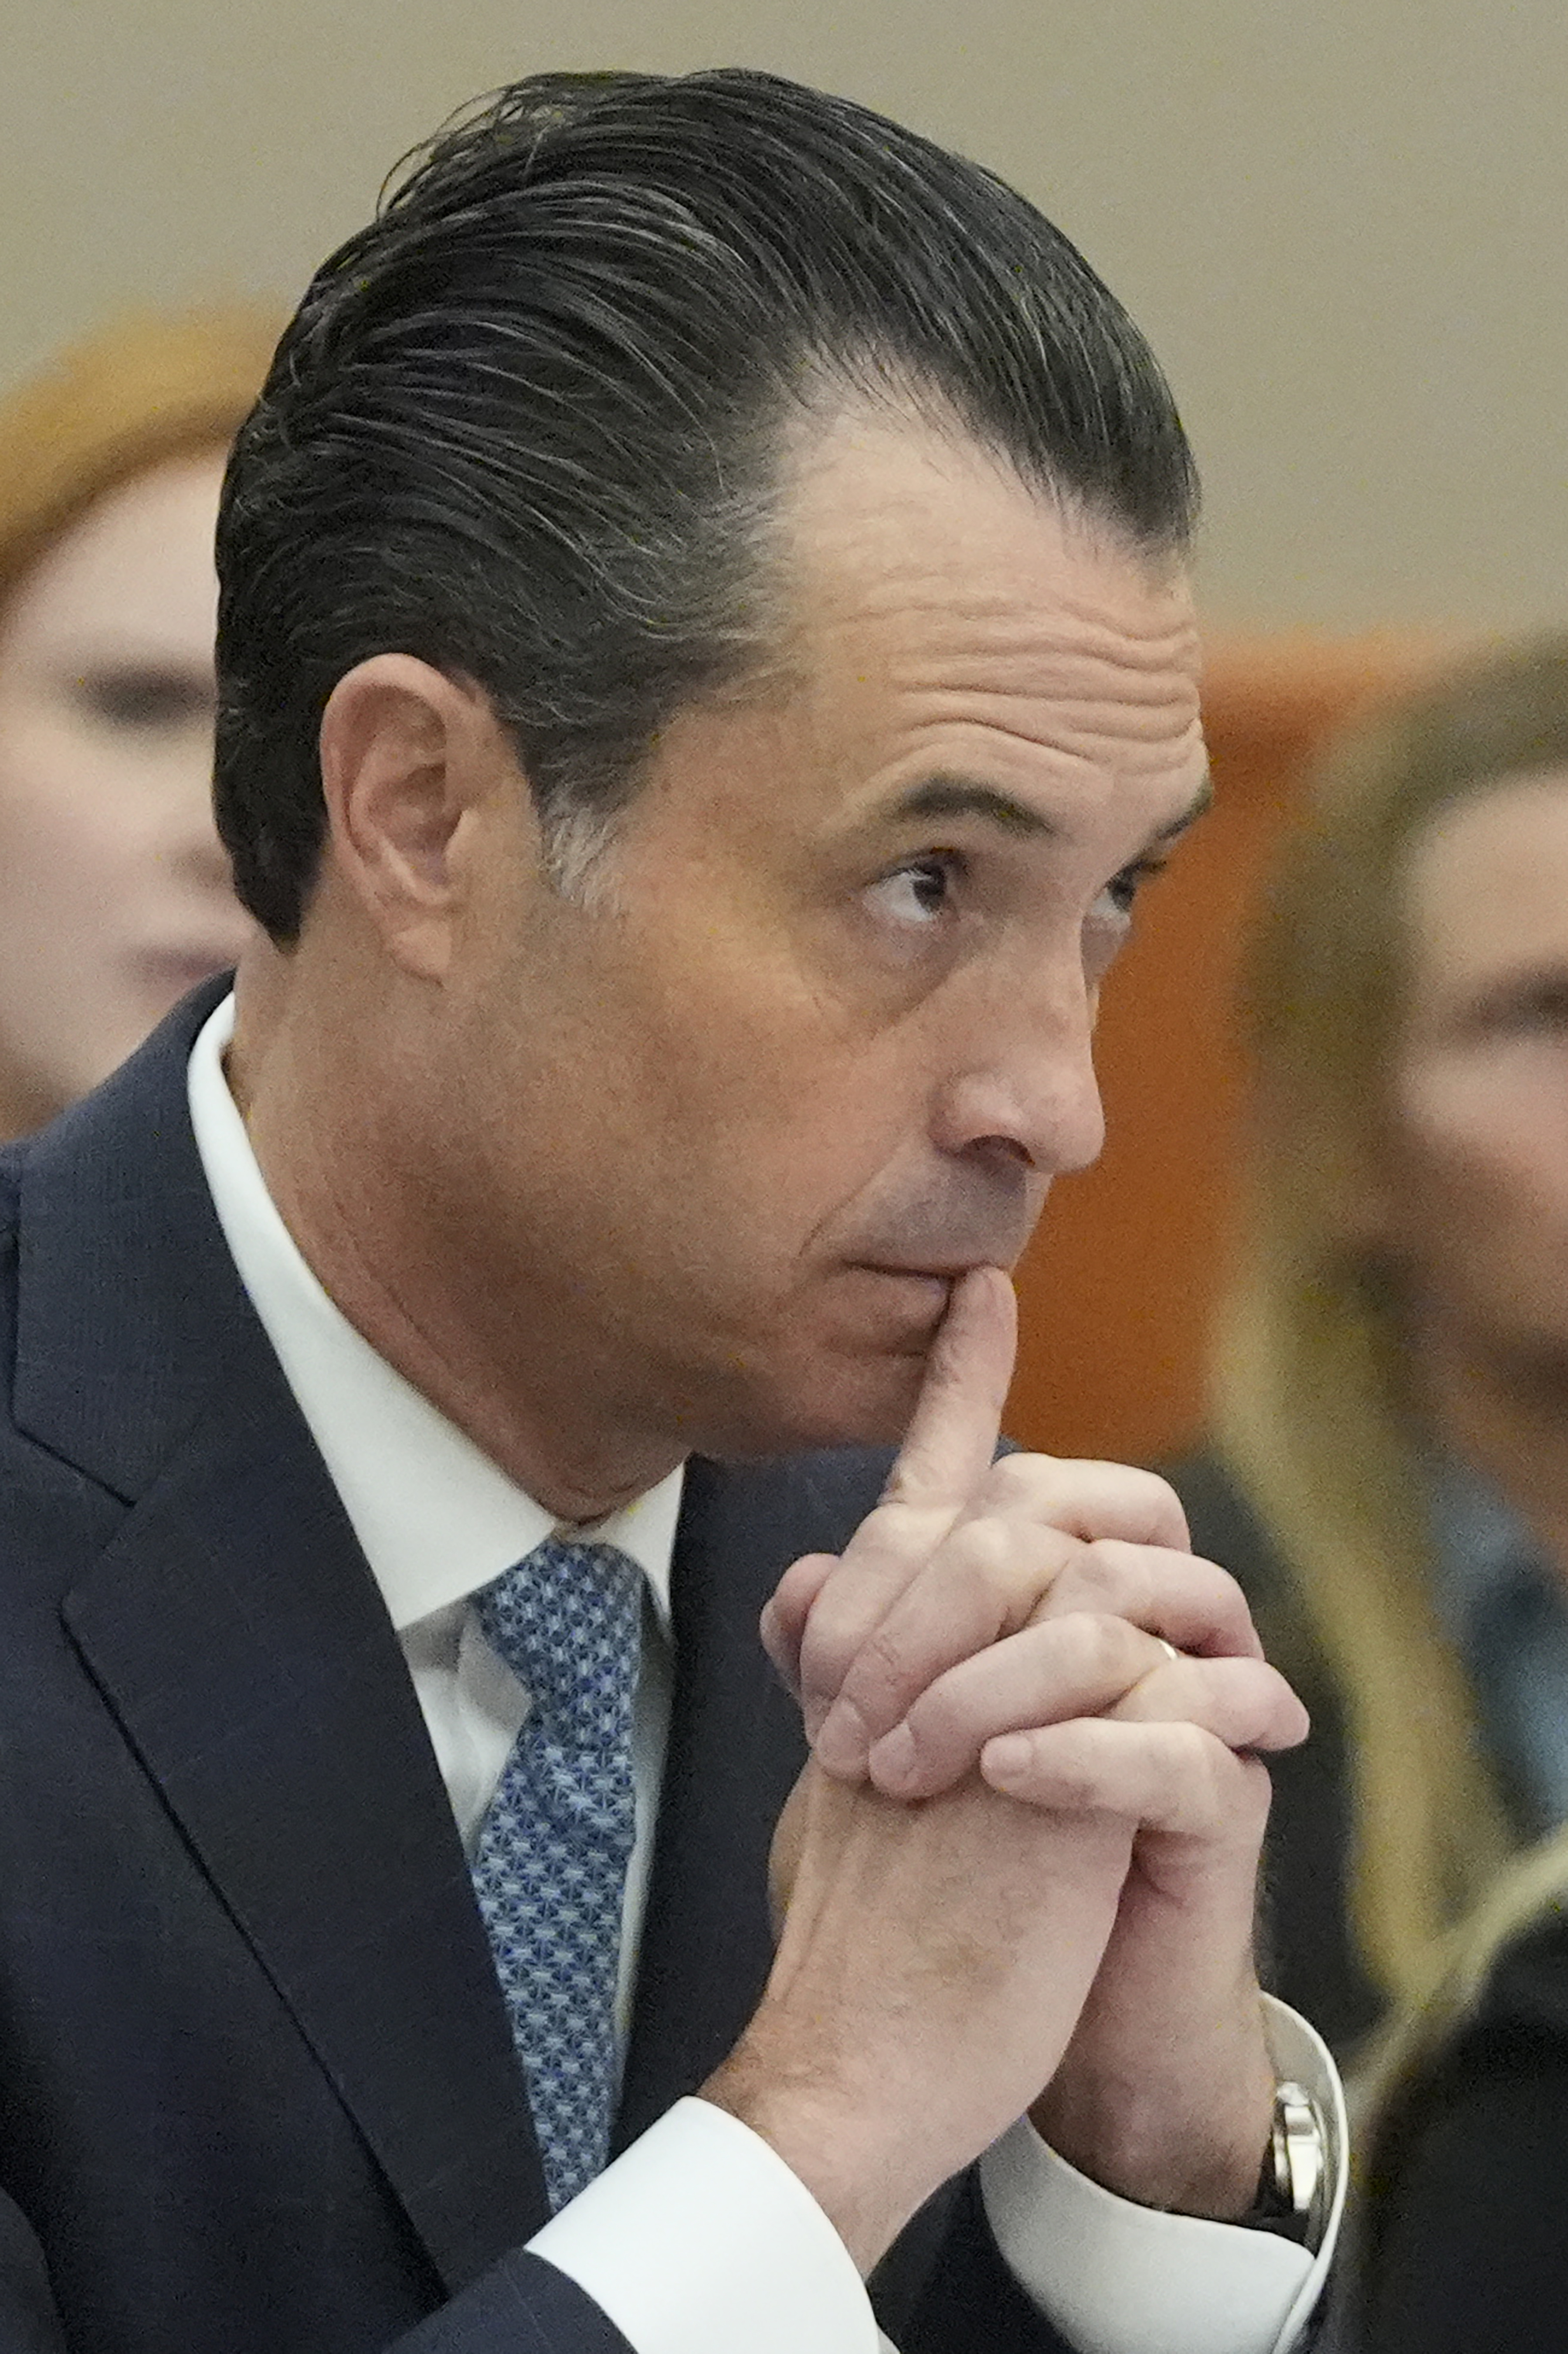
[0,311,269,1140]
[1173,636,1568,2055]
[1346,1820,1568,2352]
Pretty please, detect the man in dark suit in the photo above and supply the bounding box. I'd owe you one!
[0,68,1341,2354]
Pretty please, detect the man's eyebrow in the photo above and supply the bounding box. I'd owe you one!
[878,768,1215,846]
[880,776,1062,838]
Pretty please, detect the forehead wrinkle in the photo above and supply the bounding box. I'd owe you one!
[849,566,1198,645]
[824,565,1199,666]
[883,687,1206,777]
[877,583,1199,670]
[834,724,1205,858]
[824,584,1202,747]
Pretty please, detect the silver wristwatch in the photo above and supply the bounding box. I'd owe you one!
[1246,2079,1329,2244]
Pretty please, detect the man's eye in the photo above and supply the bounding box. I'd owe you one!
[868,855,962,925]
[1101,856,1168,919]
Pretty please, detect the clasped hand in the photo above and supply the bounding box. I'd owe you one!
[711,1267,1308,2275]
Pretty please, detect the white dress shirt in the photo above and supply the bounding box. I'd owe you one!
[188,994,1343,2354]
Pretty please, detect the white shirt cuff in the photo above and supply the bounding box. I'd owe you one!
[979,1997,1347,2354]
[527,2096,881,2354]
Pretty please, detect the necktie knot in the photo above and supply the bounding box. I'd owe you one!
[477,1537,643,1748]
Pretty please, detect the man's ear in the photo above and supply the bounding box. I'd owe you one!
[316,653,525,980]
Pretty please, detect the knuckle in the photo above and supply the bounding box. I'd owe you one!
[1123,1466,1189,1541]
[797,1587,853,1656]
[797,1605,862,1696]
[1078,1537,1142,1607]
[1228,1657,1278,1707]
[1236,1754,1275,1826]
[1057,1609,1131,1682]
[1164,1718,1219,1780]
[1196,1554,1249,1613]
[767,1554,828,1631]
[837,1620,915,1720]
[1080,1534,1127,1571]
[982,1450,1050,1506]
[903,1681,965,1757]
[948,1514,1015,1582]
[1251,1663,1309,1742]
[1260,1661,1297,1704]
[855,1497,920,1553]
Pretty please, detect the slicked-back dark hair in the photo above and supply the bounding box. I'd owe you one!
[214,67,1198,941]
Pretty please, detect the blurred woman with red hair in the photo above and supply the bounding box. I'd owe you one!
[0,310,276,1139]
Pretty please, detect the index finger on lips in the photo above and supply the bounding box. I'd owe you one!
[877,1265,1017,1514]
[796,1267,1016,1741]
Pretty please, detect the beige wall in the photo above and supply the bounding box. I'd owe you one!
[5,0,1565,630]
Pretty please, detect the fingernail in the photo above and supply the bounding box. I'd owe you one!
[814,1697,872,1777]
[982,1733,1033,1783]
[868,1721,919,1792]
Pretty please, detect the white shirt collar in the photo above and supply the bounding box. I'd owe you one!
[186,994,681,1637]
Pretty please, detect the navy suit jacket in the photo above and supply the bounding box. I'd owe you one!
[0,987,1064,2354]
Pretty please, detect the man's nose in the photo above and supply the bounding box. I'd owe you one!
[930,980,1106,1178]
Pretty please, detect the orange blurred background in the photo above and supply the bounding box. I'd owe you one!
[1007,632,1459,1465]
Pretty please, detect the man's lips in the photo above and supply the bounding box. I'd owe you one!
[860,1265,960,1283]
[850,1265,968,1311]
[844,1269,956,1334]
[853,1257,1008,1283]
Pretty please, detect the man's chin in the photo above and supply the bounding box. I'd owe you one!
[696,1339,930,1463]
[669,1266,959,1460]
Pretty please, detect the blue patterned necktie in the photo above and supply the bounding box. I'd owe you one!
[469,1537,644,2211]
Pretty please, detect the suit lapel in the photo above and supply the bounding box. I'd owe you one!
[15,992,548,2292]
